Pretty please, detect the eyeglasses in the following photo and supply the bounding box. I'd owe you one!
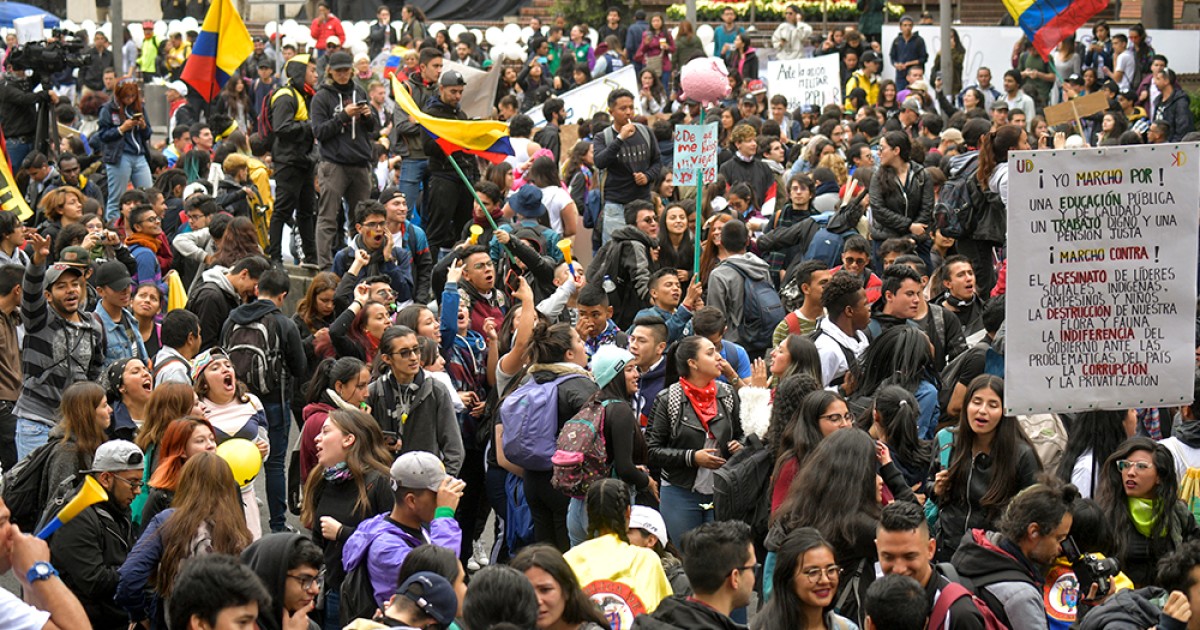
[801,565,842,582]
[112,475,145,491]
[819,412,855,425]
[735,562,761,575]
[287,571,324,590]
[843,256,869,266]
[391,346,420,359]
[470,261,495,271]
[139,216,162,225]
[361,221,386,230]
[1116,460,1154,472]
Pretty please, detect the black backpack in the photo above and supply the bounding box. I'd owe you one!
[340,529,424,624]
[223,314,283,399]
[713,434,772,538]
[932,157,979,239]
[3,442,65,532]
[587,239,642,330]
[725,263,786,360]
[256,85,298,147]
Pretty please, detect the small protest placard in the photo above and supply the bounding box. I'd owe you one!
[673,122,719,187]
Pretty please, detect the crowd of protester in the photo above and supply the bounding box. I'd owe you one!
[1,5,1200,630]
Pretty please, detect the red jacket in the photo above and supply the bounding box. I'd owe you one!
[310,16,345,50]
[831,265,883,304]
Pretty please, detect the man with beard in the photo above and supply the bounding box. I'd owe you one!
[311,50,377,269]
[422,70,477,257]
[14,233,105,459]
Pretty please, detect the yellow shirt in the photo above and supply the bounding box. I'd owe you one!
[845,71,880,110]
[564,534,673,628]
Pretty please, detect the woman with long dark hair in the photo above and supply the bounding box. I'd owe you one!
[752,527,857,629]
[563,140,594,219]
[117,451,252,630]
[103,357,153,442]
[647,335,743,544]
[97,78,153,221]
[869,386,933,491]
[656,203,693,281]
[770,389,853,512]
[292,271,339,426]
[768,429,915,623]
[299,357,370,480]
[876,79,899,116]
[564,346,654,547]
[43,382,112,503]
[868,130,934,268]
[636,68,668,117]
[931,375,1041,561]
[512,545,610,630]
[851,325,938,438]
[966,124,1028,297]
[132,282,164,357]
[214,73,254,134]
[302,408,394,629]
[1098,437,1200,587]
[739,334,823,439]
[329,287,392,362]
[1057,409,1135,499]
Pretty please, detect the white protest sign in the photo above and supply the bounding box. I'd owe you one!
[1005,143,1200,415]
[525,66,637,128]
[673,123,718,188]
[766,55,842,112]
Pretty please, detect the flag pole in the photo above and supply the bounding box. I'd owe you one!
[692,108,706,279]
[444,156,517,263]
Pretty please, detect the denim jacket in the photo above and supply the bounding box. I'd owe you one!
[94,306,148,366]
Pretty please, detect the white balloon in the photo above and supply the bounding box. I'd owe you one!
[471,29,483,46]
[448,23,465,40]
[265,21,278,36]
[180,17,199,33]
[502,23,520,43]
[484,26,503,46]
[127,23,144,41]
[281,19,298,31]
[97,23,111,40]
[153,21,168,38]
[429,22,445,35]
[696,23,714,43]
[60,19,77,31]
[80,19,96,38]
[588,27,598,46]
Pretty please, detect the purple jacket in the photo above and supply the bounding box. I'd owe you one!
[342,512,462,608]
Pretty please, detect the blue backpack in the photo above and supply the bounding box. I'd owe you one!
[504,471,536,552]
[725,263,786,360]
[500,373,585,471]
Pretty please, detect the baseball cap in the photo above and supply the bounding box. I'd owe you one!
[391,451,449,492]
[328,50,353,70]
[740,93,757,105]
[57,246,92,267]
[939,128,964,144]
[165,79,188,97]
[440,69,467,87]
[326,35,342,47]
[86,440,145,473]
[746,78,767,95]
[1064,73,1084,85]
[990,100,1009,111]
[379,187,407,205]
[508,184,546,219]
[141,20,155,30]
[629,505,669,545]
[94,260,133,291]
[396,572,458,626]
[900,99,921,113]
[908,80,928,93]
[45,262,84,286]
[592,345,633,390]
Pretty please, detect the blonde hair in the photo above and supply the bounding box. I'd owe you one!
[817,153,849,186]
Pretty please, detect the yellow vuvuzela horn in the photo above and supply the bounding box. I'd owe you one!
[469,225,483,245]
[37,475,108,539]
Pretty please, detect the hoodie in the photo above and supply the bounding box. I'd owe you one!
[950,530,1046,630]
[590,225,656,330]
[220,299,308,400]
[310,79,376,167]
[241,533,321,630]
[186,266,242,352]
[635,357,667,427]
[271,57,317,167]
[1079,587,1186,630]
[630,595,743,630]
[706,253,772,346]
[341,511,462,611]
[366,370,465,475]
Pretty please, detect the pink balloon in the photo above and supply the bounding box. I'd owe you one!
[679,57,731,107]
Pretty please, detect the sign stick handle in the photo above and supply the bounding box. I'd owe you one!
[1070,101,1085,138]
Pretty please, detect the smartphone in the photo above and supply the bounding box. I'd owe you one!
[356,101,369,108]
[131,112,143,119]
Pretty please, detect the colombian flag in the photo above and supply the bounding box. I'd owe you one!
[383,46,406,80]
[181,0,254,101]
[1004,0,1108,60]
[391,75,513,164]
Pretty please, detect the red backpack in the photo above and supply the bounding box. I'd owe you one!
[550,400,611,499]
[927,582,1008,630]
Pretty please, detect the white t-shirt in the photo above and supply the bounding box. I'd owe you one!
[1115,50,1136,91]
[539,185,574,235]
[0,587,51,630]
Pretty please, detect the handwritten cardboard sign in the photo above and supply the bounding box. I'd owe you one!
[673,122,719,187]
[1043,90,1109,128]
[1005,144,1200,415]
[766,55,842,113]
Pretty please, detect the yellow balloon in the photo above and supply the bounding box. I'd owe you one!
[216,438,263,487]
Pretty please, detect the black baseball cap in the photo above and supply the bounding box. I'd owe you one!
[94,260,133,291]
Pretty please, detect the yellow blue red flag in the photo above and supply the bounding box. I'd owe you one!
[1004,0,1108,60]
[181,0,253,101]
[391,75,513,164]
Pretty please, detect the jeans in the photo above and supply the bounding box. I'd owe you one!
[601,201,626,245]
[104,153,153,222]
[567,497,588,547]
[659,483,714,546]
[6,140,31,177]
[321,588,340,630]
[269,161,316,264]
[398,158,428,228]
[15,418,51,461]
[315,162,371,268]
[263,400,289,531]
[484,462,510,562]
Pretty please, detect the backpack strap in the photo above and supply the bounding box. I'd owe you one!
[928,582,973,630]
[785,312,802,335]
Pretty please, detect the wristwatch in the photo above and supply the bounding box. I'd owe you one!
[26,561,58,583]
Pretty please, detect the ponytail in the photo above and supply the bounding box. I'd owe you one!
[305,356,368,404]
[528,322,575,365]
[977,124,1025,186]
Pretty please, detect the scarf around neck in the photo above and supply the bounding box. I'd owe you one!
[126,231,161,253]
[1128,497,1160,537]
[679,377,717,434]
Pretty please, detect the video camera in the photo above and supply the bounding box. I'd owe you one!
[1060,536,1121,599]
[6,29,92,84]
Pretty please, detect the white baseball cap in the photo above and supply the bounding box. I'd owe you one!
[629,505,668,545]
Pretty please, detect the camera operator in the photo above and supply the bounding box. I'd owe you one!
[0,71,58,172]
